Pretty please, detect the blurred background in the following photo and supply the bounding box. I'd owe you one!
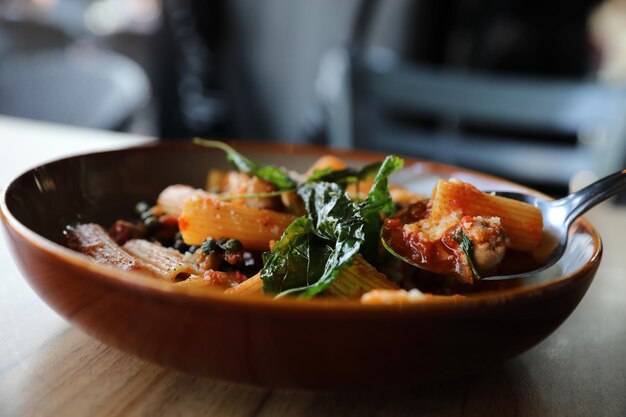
[2,0,626,199]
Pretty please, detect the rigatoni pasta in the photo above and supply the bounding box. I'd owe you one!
[225,272,263,295]
[226,256,398,298]
[383,178,543,284]
[177,270,246,289]
[326,255,399,298]
[179,196,296,250]
[429,179,542,251]
[122,239,197,281]
[66,223,144,273]
[64,140,547,303]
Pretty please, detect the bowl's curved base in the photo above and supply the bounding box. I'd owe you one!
[4,220,598,390]
[0,142,601,390]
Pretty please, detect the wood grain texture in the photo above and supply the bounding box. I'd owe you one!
[1,117,625,416]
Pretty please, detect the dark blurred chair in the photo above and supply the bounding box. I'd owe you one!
[0,17,73,56]
[0,16,151,131]
[328,49,626,188]
[0,47,150,130]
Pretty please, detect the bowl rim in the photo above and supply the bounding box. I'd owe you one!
[0,141,603,316]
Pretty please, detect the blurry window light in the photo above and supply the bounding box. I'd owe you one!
[33,0,58,8]
[590,0,626,83]
[126,0,161,23]
[84,0,161,36]
[85,0,120,36]
[1,0,58,18]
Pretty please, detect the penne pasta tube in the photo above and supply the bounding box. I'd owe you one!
[176,270,245,289]
[176,275,211,289]
[225,272,264,295]
[122,239,197,281]
[429,179,543,252]
[326,255,399,299]
[179,196,296,250]
[227,256,398,299]
[66,223,144,272]
[156,185,212,218]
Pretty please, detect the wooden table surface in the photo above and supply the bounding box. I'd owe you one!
[1,116,625,417]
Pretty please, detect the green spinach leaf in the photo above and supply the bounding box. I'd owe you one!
[193,138,297,190]
[306,162,382,186]
[261,182,364,298]
[261,217,331,295]
[359,155,404,261]
[453,229,482,280]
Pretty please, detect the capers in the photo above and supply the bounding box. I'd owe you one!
[201,237,218,255]
[221,238,243,253]
[201,237,243,255]
[143,215,159,231]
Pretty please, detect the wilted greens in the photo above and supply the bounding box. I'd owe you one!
[358,155,404,262]
[193,138,297,191]
[262,159,402,298]
[306,161,382,186]
[453,229,482,280]
[194,139,404,298]
[262,182,365,298]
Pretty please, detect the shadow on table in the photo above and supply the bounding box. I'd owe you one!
[261,360,535,417]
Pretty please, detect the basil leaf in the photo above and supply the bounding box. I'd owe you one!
[261,217,331,295]
[193,138,297,191]
[453,229,482,280]
[359,155,404,262]
[306,162,382,186]
[298,182,364,241]
[261,182,365,298]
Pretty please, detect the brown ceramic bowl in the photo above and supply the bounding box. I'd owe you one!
[1,142,602,390]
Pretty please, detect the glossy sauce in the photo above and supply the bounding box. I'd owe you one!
[383,201,543,289]
[383,201,472,280]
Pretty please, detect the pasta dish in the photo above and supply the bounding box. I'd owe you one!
[65,139,543,303]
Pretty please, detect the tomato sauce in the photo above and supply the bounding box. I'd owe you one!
[383,201,472,282]
[382,201,543,289]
